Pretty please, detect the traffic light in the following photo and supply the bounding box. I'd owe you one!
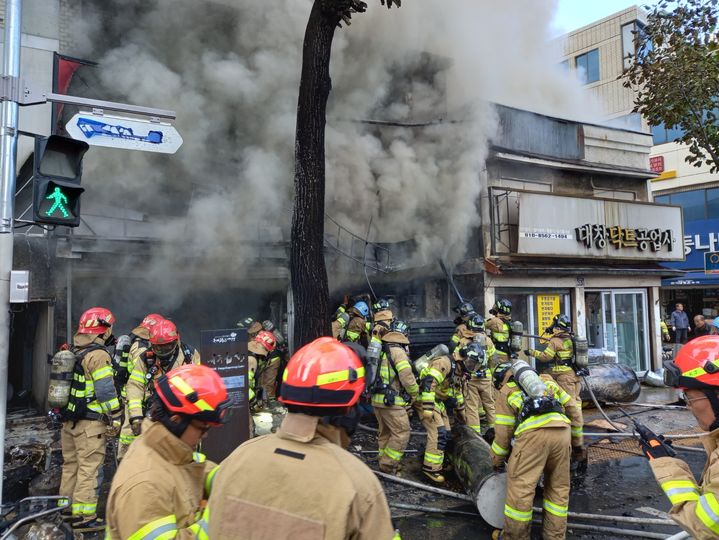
[32,135,89,227]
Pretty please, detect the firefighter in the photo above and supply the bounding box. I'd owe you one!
[372,320,419,474]
[106,364,229,540]
[449,301,476,354]
[202,337,399,540]
[372,297,395,339]
[417,346,464,483]
[337,300,371,344]
[660,319,671,342]
[59,307,122,529]
[123,319,201,454]
[250,330,278,407]
[525,314,585,463]
[486,299,513,363]
[456,320,497,441]
[261,320,288,401]
[490,361,582,540]
[117,313,164,461]
[237,316,262,339]
[648,336,719,539]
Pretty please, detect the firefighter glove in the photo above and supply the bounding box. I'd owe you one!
[106,412,122,437]
[131,417,143,436]
[640,435,673,460]
[523,349,532,356]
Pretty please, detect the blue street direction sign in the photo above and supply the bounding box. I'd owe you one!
[65,111,183,154]
[705,251,719,274]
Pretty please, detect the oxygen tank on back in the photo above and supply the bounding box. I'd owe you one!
[574,336,589,368]
[364,339,382,392]
[509,320,524,353]
[511,359,546,399]
[47,349,77,409]
[414,344,450,374]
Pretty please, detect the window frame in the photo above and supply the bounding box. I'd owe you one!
[575,48,600,84]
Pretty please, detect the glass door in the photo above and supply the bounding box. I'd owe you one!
[585,289,649,372]
[613,290,648,372]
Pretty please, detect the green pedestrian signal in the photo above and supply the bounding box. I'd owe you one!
[46,187,69,218]
[32,135,89,227]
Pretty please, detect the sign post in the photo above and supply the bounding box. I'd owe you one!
[200,328,250,462]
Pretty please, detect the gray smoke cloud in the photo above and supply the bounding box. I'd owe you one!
[67,0,602,295]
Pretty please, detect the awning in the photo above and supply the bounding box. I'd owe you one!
[662,271,719,287]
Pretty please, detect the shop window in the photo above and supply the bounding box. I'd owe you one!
[494,289,571,352]
[708,188,719,219]
[575,49,599,84]
[652,122,686,145]
[654,194,670,205]
[670,189,706,222]
[622,21,649,70]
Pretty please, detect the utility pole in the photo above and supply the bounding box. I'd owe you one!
[0,0,22,503]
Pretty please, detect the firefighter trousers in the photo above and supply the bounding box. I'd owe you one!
[464,377,495,434]
[551,370,584,446]
[503,426,571,540]
[374,406,411,472]
[259,358,280,400]
[420,407,450,472]
[59,419,107,517]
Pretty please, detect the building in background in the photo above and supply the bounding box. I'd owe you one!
[557,5,719,328]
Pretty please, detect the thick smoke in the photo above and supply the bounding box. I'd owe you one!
[68,0,601,292]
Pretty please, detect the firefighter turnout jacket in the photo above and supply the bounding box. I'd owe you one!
[203,413,398,539]
[650,427,719,539]
[486,315,511,359]
[64,333,120,420]
[106,420,217,540]
[126,344,200,423]
[372,331,419,409]
[117,326,152,454]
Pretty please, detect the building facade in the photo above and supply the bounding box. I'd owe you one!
[558,4,719,331]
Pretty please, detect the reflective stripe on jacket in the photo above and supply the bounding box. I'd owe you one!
[532,333,574,373]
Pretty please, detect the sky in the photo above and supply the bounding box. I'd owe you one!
[552,0,642,35]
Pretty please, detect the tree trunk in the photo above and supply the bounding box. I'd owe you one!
[291,1,338,350]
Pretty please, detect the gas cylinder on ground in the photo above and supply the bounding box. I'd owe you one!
[580,362,640,404]
[47,350,76,409]
[449,423,507,528]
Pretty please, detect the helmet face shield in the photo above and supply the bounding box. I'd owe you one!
[153,341,178,360]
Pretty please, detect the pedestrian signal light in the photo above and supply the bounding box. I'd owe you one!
[32,135,89,227]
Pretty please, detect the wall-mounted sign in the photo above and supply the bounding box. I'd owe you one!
[536,294,561,334]
[649,156,665,173]
[705,252,719,275]
[516,192,684,261]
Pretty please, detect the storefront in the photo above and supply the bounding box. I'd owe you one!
[660,219,719,322]
[485,190,684,372]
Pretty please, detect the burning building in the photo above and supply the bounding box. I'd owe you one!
[4,0,682,414]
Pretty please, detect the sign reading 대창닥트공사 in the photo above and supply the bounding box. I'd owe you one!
[516,192,684,261]
[536,294,560,335]
[200,328,249,463]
